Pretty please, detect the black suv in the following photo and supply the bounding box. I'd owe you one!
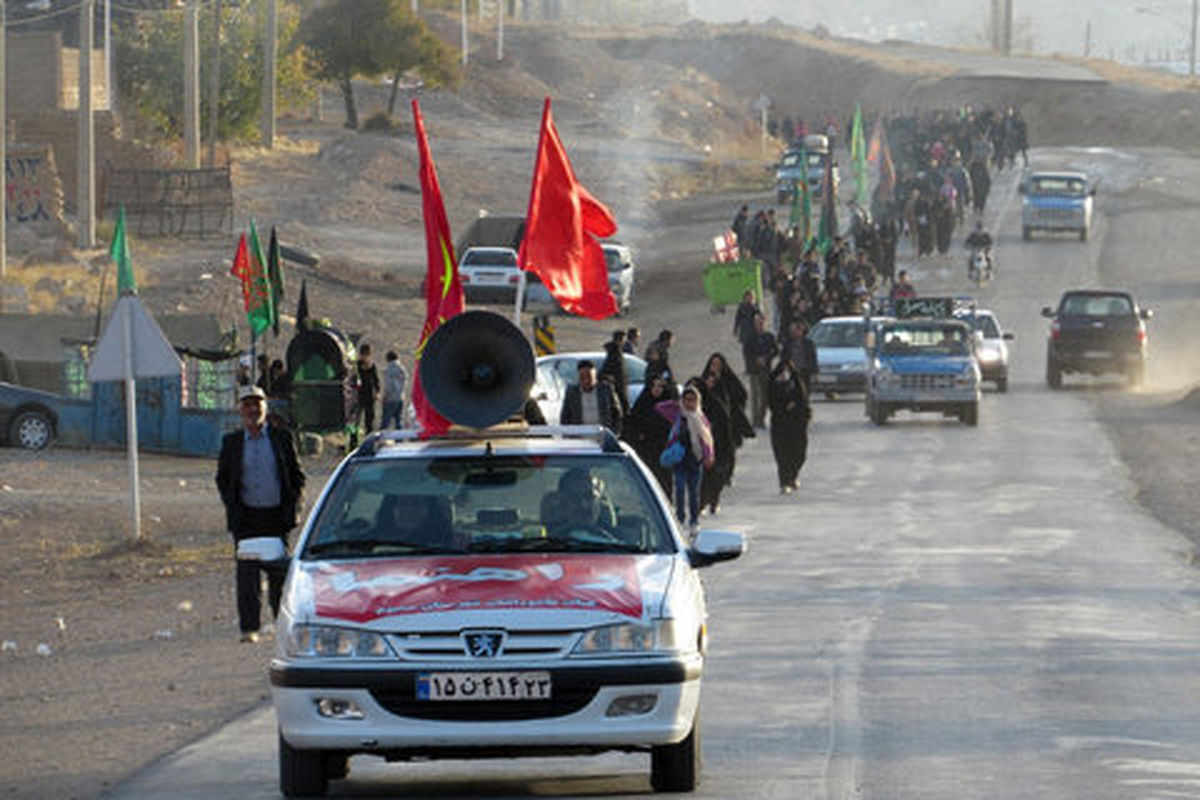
[1042,290,1152,389]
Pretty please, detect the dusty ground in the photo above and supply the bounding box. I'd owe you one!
[4,17,1200,800]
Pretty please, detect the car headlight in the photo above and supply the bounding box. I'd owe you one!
[840,360,866,371]
[572,618,688,656]
[976,348,1000,363]
[286,624,395,659]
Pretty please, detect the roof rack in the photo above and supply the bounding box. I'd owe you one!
[352,424,623,458]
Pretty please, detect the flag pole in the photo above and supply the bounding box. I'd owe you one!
[122,301,142,541]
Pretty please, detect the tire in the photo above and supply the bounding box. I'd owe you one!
[651,717,700,792]
[963,403,979,427]
[1127,362,1145,389]
[996,376,1008,393]
[1022,226,1031,241]
[1046,358,1062,390]
[279,731,329,798]
[777,189,789,205]
[870,401,888,426]
[1079,226,1089,242]
[10,409,53,451]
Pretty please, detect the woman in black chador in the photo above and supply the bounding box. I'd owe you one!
[622,372,677,496]
[696,372,735,516]
[768,359,811,493]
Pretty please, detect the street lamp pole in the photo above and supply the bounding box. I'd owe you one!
[1190,0,1197,75]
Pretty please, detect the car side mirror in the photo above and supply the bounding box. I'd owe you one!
[688,530,745,567]
[1041,307,1054,318]
[1140,308,1154,320]
[534,391,549,401]
[1089,187,1096,196]
[1003,332,1015,341]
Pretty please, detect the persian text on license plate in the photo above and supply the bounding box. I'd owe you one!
[1083,350,1111,359]
[416,671,552,701]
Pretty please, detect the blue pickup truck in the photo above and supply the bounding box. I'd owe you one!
[864,298,982,427]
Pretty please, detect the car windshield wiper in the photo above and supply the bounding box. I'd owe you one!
[468,535,646,555]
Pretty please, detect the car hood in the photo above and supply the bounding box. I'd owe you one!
[817,346,867,368]
[880,355,974,374]
[294,553,676,629]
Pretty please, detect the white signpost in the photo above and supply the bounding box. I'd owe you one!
[87,295,183,541]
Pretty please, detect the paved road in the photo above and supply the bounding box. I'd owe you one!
[108,149,1200,798]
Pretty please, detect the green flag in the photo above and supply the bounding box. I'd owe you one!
[245,221,276,337]
[111,205,136,295]
[851,104,869,208]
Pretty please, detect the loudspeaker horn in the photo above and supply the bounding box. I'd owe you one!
[418,310,535,429]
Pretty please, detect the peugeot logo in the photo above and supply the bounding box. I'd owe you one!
[462,630,505,658]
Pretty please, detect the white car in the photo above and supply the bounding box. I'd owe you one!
[956,308,1014,392]
[537,351,649,419]
[458,246,522,304]
[270,425,745,796]
[523,242,636,315]
[809,315,890,398]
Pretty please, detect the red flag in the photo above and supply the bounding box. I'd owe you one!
[410,98,464,436]
[518,97,618,320]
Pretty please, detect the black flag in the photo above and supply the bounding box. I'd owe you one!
[296,280,309,332]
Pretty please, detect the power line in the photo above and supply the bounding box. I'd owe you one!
[7,1,83,26]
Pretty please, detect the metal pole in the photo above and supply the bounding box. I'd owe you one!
[262,0,277,148]
[207,0,220,166]
[1084,20,1091,58]
[497,0,504,61]
[122,305,143,542]
[103,0,111,111]
[1003,0,1013,55]
[1191,0,1197,76]
[461,0,468,67]
[183,0,200,168]
[513,270,525,327]
[78,0,95,249]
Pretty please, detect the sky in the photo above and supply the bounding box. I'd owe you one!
[686,1,1199,69]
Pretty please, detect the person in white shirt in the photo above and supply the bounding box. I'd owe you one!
[381,350,407,429]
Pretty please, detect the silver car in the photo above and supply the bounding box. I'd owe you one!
[956,309,1014,392]
[523,243,636,315]
[810,315,890,399]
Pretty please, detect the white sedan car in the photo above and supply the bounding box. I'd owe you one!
[459,246,522,304]
[956,308,1014,392]
[270,426,744,796]
[536,352,649,421]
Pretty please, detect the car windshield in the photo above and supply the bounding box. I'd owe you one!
[1060,294,1133,316]
[780,151,802,167]
[811,321,865,348]
[303,455,675,559]
[961,314,1001,338]
[462,249,517,267]
[880,325,970,356]
[1030,177,1086,196]
[604,249,625,272]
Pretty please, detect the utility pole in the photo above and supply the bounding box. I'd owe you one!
[183,0,200,168]
[461,0,469,67]
[1191,0,1198,76]
[1,0,6,297]
[78,0,96,249]
[1084,19,1091,58]
[103,0,112,112]
[207,0,220,166]
[262,0,277,148]
[1002,0,1013,55]
[497,0,504,61]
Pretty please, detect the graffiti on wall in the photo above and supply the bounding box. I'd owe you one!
[6,147,64,228]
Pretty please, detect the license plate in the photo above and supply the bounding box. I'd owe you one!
[1083,350,1110,359]
[416,671,551,701]
[816,374,836,384]
[474,272,507,284]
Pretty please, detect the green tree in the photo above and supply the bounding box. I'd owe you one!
[115,3,311,145]
[298,0,459,129]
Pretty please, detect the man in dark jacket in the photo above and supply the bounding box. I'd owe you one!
[216,386,306,643]
[561,360,622,434]
[743,312,778,428]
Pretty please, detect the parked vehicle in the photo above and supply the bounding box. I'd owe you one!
[1021,171,1094,241]
[1042,290,1151,389]
[0,382,57,450]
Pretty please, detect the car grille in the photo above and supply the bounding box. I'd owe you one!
[899,374,955,390]
[1032,208,1080,223]
[371,686,598,721]
[389,630,578,662]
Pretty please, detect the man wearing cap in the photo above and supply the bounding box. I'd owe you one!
[215,385,306,643]
[560,360,622,434]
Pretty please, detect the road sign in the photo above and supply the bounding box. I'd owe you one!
[753,93,771,112]
[88,295,182,381]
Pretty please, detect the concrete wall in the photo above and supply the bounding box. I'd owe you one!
[6,145,66,232]
[8,32,109,112]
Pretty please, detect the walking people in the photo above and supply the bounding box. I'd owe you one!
[742,312,778,428]
[655,385,715,535]
[768,360,812,493]
[623,372,677,496]
[381,350,407,429]
[215,386,306,643]
[352,343,380,446]
[697,371,735,517]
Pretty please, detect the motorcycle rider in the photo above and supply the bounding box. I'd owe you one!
[965,221,994,277]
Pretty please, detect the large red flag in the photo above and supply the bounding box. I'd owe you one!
[411,98,464,436]
[518,97,618,320]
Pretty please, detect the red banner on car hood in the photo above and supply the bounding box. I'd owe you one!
[309,554,645,623]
